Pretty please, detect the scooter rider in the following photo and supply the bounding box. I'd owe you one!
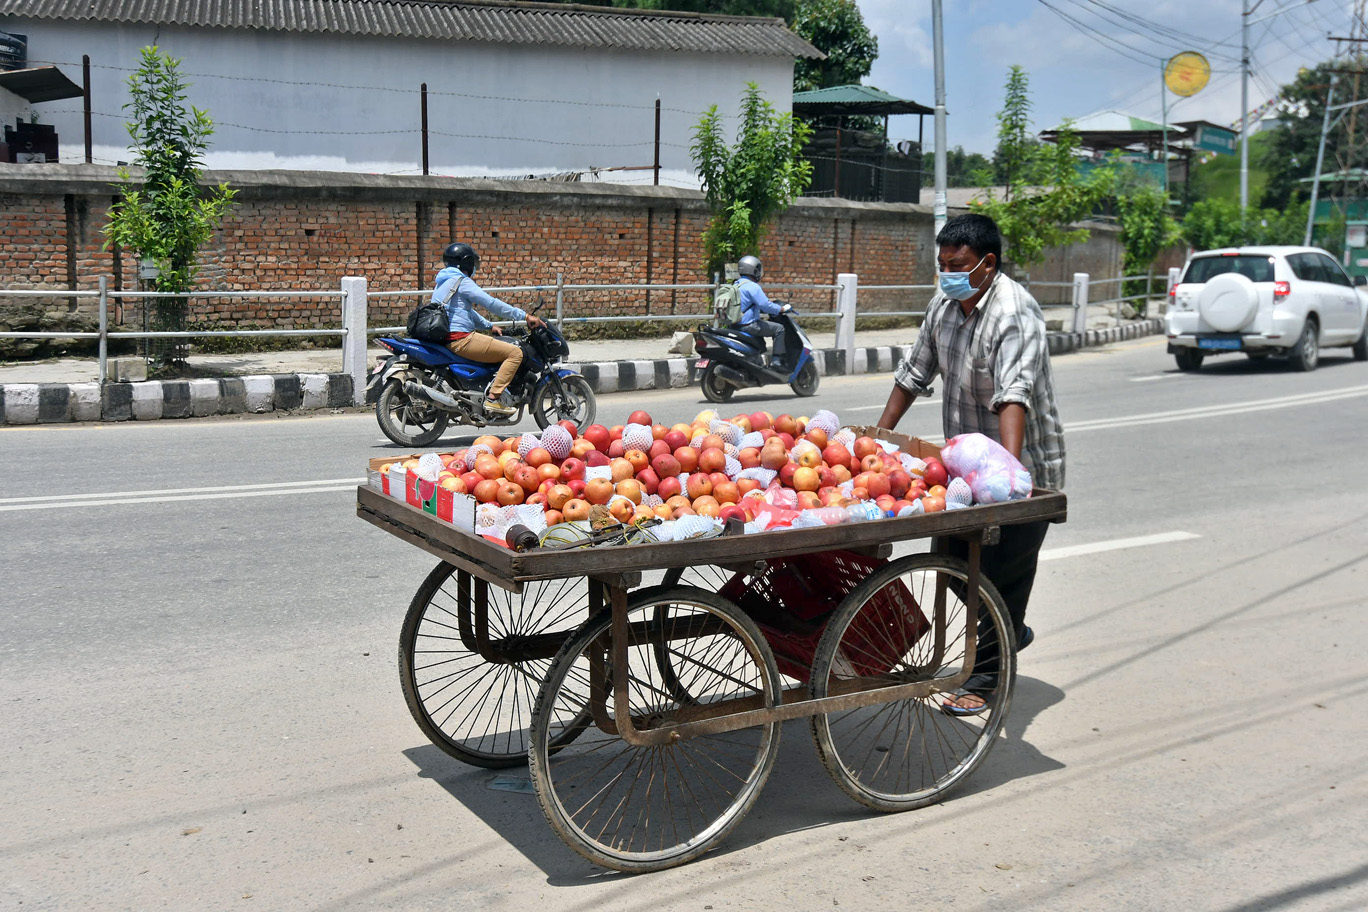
[432,242,544,416]
[734,255,789,368]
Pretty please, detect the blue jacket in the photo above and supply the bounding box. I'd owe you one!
[431,266,527,334]
[736,276,781,325]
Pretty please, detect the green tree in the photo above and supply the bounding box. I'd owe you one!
[989,66,1040,197]
[1259,58,1364,209]
[945,145,992,188]
[970,68,1112,270]
[1181,197,1310,250]
[1111,174,1180,314]
[104,46,235,365]
[792,0,878,92]
[691,83,812,277]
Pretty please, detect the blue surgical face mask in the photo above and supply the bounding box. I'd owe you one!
[938,254,988,301]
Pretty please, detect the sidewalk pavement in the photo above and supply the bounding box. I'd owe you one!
[0,304,1162,425]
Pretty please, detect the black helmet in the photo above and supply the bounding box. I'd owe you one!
[738,255,763,280]
[443,242,479,276]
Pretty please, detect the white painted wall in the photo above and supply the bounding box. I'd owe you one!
[2,19,795,187]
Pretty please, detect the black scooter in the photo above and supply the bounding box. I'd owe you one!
[691,309,820,402]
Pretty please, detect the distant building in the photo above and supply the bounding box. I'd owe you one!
[0,0,818,184]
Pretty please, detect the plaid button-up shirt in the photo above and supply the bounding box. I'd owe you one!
[892,271,1065,490]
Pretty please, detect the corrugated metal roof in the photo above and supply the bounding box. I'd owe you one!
[792,84,933,116]
[0,0,822,57]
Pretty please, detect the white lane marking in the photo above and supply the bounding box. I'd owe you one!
[847,400,937,412]
[0,477,366,505]
[1129,374,1180,382]
[1039,531,1200,562]
[0,482,363,512]
[1068,385,1368,432]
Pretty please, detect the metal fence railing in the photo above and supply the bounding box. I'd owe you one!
[1,269,1164,405]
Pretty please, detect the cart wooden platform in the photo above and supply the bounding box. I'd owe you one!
[357,433,1067,872]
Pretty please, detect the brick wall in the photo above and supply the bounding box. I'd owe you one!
[0,165,1120,354]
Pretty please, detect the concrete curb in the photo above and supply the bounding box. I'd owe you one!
[0,320,1162,425]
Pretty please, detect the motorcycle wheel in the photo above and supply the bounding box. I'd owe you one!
[376,379,450,447]
[531,374,596,430]
[700,363,735,403]
[790,360,819,397]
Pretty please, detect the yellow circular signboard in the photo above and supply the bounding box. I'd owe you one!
[1165,52,1211,97]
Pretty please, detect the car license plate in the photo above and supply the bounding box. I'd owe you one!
[1198,337,1241,351]
[695,359,710,369]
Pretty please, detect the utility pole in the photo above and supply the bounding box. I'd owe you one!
[932,0,948,239]
[1240,0,1250,215]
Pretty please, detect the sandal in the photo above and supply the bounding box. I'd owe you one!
[940,686,989,717]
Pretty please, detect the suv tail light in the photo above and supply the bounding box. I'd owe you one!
[1169,284,1178,297]
[1273,281,1291,298]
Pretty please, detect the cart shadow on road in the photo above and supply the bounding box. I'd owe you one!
[401,675,1064,885]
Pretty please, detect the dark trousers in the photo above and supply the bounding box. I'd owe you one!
[945,520,1051,689]
[738,319,784,363]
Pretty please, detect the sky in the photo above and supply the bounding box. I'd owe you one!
[856,0,1360,156]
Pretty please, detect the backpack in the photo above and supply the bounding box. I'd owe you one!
[714,282,743,326]
[407,277,461,343]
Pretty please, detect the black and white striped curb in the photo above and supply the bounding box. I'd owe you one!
[0,320,1161,425]
[0,373,354,425]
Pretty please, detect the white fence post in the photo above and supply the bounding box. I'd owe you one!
[341,276,368,406]
[836,272,858,365]
[1071,272,1089,334]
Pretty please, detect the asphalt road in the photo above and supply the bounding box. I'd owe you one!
[3,336,1366,911]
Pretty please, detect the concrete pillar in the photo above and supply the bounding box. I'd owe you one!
[1071,272,1089,334]
[836,272,858,365]
[341,276,368,407]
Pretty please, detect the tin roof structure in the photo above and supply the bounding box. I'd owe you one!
[0,0,822,58]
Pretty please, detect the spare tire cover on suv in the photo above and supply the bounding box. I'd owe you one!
[1198,272,1259,332]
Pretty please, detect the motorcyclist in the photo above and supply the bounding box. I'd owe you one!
[432,242,543,416]
[733,255,789,368]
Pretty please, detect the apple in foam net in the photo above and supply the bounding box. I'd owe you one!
[795,446,822,469]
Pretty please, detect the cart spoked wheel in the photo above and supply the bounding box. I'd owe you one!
[808,554,1014,812]
[655,564,757,702]
[529,586,781,873]
[399,562,603,769]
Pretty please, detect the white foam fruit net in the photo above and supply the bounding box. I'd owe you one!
[724,455,743,478]
[464,443,493,469]
[737,467,777,486]
[539,425,573,460]
[416,452,445,482]
[946,476,973,507]
[709,419,743,446]
[622,422,654,452]
[899,453,928,475]
[476,503,548,540]
[738,431,765,450]
[690,431,708,449]
[790,440,820,463]
[517,432,542,459]
[808,409,840,435]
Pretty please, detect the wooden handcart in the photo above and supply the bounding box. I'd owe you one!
[357,433,1067,873]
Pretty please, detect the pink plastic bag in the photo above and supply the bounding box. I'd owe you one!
[941,433,1033,504]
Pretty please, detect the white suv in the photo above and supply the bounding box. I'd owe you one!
[1165,245,1368,371]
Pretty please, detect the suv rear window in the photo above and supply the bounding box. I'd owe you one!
[1184,255,1275,284]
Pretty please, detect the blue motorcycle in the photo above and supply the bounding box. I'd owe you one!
[367,321,595,447]
[691,309,820,403]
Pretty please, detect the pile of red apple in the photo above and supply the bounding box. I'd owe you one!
[379,408,955,530]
